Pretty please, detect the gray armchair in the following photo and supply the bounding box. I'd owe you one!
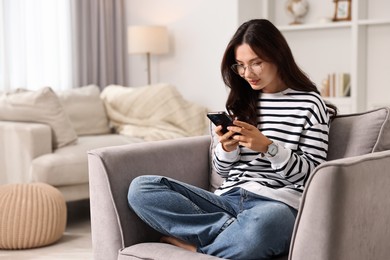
[88,107,390,260]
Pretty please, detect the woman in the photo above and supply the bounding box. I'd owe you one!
[128,19,335,259]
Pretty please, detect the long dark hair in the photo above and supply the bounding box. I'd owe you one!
[221,19,337,125]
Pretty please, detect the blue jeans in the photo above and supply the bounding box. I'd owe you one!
[128,175,297,260]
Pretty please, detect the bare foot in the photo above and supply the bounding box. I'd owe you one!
[160,236,197,252]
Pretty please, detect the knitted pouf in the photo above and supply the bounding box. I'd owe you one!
[0,183,67,249]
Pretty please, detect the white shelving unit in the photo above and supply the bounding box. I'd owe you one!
[251,0,390,114]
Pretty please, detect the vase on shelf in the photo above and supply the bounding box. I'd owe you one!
[285,0,309,25]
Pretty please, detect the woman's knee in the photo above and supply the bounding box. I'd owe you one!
[238,202,296,258]
[127,175,161,208]
[255,202,296,237]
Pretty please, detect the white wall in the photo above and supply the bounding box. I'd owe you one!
[125,0,241,111]
[126,0,390,112]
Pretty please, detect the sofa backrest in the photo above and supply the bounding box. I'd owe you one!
[327,107,390,161]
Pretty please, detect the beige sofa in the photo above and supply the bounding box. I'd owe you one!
[0,84,207,202]
[0,85,144,201]
[88,107,390,260]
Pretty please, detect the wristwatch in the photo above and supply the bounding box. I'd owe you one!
[265,142,278,157]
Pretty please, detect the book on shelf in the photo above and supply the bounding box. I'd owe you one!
[320,73,350,98]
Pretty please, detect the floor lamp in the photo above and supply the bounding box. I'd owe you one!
[127,26,169,85]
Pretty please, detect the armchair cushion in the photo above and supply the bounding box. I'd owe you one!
[327,107,390,160]
[118,243,221,260]
[0,87,77,148]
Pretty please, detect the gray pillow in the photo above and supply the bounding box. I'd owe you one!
[327,107,390,160]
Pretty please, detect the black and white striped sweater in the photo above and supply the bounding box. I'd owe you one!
[213,88,330,209]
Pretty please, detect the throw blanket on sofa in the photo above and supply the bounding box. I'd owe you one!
[100,84,208,141]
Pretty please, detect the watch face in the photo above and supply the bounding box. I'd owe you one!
[268,143,278,156]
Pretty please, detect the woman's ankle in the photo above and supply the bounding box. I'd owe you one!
[160,236,197,252]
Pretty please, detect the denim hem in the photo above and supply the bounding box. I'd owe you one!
[197,216,236,254]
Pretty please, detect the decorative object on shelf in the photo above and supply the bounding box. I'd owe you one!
[128,26,169,85]
[320,73,351,97]
[285,0,309,25]
[333,0,352,22]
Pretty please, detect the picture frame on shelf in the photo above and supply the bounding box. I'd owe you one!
[333,0,352,22]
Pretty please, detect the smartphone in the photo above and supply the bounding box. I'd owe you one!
[207,111,234,134]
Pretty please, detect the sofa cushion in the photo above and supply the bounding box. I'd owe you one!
[119,243,222,260]
[57,85,111,136]
[0,87,77,148]
[327,107,390,160]
[31,134,143,186]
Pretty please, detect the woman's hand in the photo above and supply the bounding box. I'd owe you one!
[228,120,272,153]
[215,125,240,152]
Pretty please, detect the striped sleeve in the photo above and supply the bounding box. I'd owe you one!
[268,121,329,187]
[212,143,240,178]
[211,89,330,194]
[260,91,329,188]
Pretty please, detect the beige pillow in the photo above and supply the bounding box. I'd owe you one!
[0,87,77,148]
[58,85,110,136]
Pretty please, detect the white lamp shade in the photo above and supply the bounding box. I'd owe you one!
[128,26,169,54]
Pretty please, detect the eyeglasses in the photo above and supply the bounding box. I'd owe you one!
[231,62,263,76]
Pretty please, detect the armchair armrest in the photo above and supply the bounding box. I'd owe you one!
[87,135,211,260]
[290,150,390,260]
[0,121,52,184]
